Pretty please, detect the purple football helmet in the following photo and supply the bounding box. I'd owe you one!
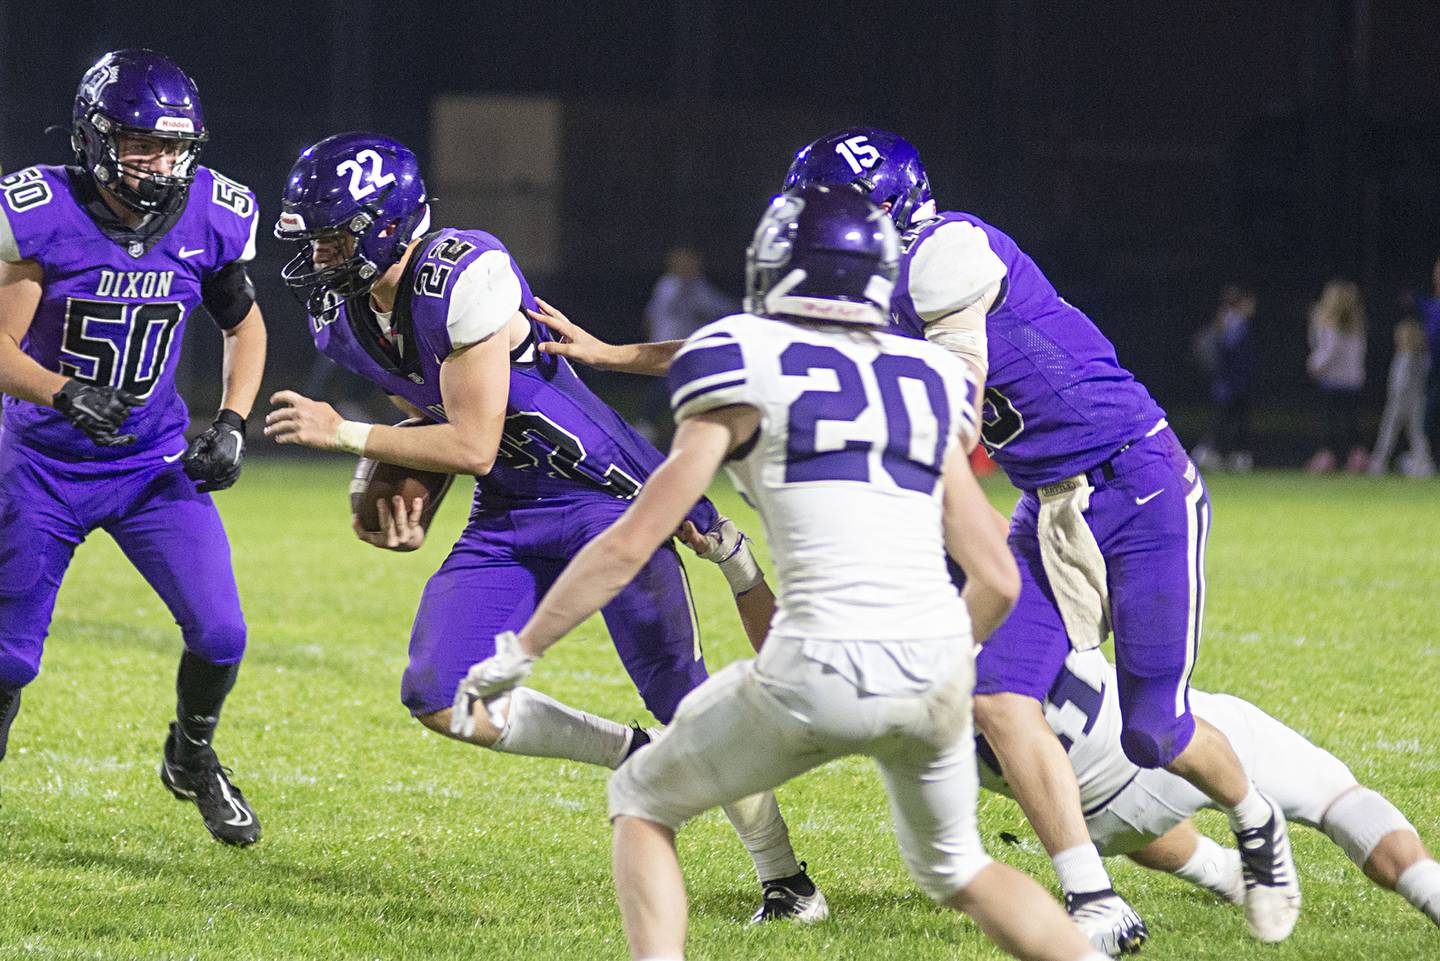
[783,128,934,231]
[745,185,899,328]
[274,132,430,318]
[72,49,208,215]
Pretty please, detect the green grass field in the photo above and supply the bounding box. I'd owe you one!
[0,460,1435,961]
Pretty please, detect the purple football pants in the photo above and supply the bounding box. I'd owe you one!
[402,496,715,719]
[977,428,1210,768]
[0,438,247,690]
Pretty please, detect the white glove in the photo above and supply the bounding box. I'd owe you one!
[697,517,764,594]
[450,631,537,737]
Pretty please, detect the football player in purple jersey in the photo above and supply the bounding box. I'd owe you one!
[0,50,266,844]
[264,132,822,921]
[528,129,1304,953]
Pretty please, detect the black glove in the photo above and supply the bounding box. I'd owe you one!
[52,379,142,446]
[181,409,246,492]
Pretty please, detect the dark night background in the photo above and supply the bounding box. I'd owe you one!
[4,0,1440,459]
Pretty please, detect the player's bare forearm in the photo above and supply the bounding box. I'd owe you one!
[0,335,66,405]
[0,258,63,404]
[735,580,777,652]
[218,304,266,419]
[516,416,734,656]
[360,420,501,474]
[941,446,1019,642]
[528,297,682,376]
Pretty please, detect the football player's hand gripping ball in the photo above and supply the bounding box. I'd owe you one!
[182,409,246,492]
[52,378,143,446]
[450,631,536,737]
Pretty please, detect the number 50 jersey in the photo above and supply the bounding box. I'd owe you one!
[0,164,259,460]
[668,313,979,642]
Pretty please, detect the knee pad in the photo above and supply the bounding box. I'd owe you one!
[183,618,247,666]
[907,848,994,903]
[606,758,687,834]
[1119,713,1195,769]
[1322,787,1417,869]
[0,649,40,690]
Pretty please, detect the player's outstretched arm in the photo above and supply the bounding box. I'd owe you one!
[0,259,65,404]
[530,297,683,376]
[265,323,510,474]
[940,443,1020,643]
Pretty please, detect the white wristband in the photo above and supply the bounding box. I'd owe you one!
[334,420,373,456]
[697,518,765,594]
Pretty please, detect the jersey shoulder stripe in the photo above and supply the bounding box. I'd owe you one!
[668,316,755,421]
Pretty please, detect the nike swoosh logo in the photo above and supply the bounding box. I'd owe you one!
[164,450,186,462]
[216,774,254,826]
[1135,489,1165,505]
[178,246,205,259]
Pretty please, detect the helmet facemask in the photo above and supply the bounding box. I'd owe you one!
[75,110,206,216]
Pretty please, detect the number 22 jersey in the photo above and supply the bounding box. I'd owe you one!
[312,227,710,520]
[0,164,259,460]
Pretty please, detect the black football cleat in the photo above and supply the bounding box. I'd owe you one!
[159,722,260,846]
[751,862,829,923]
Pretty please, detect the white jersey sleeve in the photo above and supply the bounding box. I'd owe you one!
[667,317,757,422]
[908,220,1006,321]
[446,248,522,348]
[0,202,18,263]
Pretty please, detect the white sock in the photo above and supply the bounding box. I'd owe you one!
[721,791,801,883]
[1226,785,1273,833]
[1175,836,1245,903]
[491,687,632,768]
[1052,843,1111,895]
[1396,859,1440,926]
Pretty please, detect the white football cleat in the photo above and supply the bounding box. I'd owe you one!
[1064,889,1148,956]
[1236,795,1301,942]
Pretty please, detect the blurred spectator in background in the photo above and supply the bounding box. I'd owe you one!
[1370,294,1435,477]
[1305,279,1368,473]
[1418,256,1440,456]
[637,246,738,440]
[1192,284,1257,472]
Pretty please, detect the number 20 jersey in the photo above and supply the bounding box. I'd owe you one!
[668,313,977,642]
[0,164,258,460]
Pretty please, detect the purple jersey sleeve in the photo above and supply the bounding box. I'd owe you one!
[891,211,1167,489]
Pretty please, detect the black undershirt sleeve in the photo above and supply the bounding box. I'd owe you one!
[201,260,257,330]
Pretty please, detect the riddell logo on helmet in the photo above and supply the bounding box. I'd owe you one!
[278,212,306,232]
[154,116,195,133]
[795,299,867,319]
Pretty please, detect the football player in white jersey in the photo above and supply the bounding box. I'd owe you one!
[451,187,1109,961]
[980,647,1440,929]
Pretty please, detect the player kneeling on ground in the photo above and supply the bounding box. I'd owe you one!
[454,186,1110,961]
[979,647,1440,930]
[265,132,820,920]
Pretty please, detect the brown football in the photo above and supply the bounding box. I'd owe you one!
[348,419,455,533]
